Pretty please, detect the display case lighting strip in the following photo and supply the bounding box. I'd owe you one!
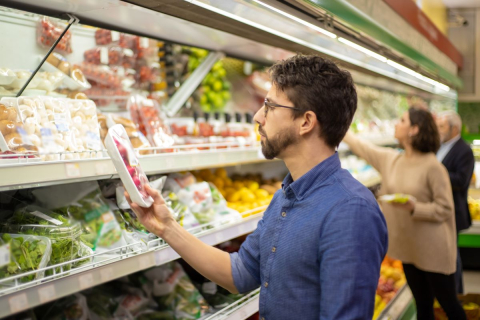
[338,37,387,62]
[187,0,452,93]
[251,0,337,39]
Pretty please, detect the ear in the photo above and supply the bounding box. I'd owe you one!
[298,111,317,136]
[410,125,419,137]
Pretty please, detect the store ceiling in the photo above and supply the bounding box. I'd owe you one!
[443,0,480,8]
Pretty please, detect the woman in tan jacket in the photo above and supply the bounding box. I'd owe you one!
[343,107,466,320]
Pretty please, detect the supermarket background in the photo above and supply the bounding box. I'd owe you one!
[0,0,478,319]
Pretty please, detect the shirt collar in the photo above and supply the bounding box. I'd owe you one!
[441,134,461,149]
[282,153,341,200]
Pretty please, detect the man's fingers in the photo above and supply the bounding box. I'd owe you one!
[124,191,132,204]
[130,202,143,218]
[145,185,165,204]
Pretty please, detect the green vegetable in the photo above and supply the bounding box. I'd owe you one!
[55,189,124,251]
[0,234,48,283]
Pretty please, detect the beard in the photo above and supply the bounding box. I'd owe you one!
[260,126,297,160]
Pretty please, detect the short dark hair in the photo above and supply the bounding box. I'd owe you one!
[269,54,357,147]
[408,107,440,153]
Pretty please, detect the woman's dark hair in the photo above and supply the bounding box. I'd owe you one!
[408,107,440,153]
[269,54,357,147]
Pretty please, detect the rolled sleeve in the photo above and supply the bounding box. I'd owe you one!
[230,252,260,293]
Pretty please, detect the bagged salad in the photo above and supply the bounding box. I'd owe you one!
[0,205,92,275]
[150,262,210,319]
[0,233,51,284]
[54,186,126,254]
[34,293,89,320]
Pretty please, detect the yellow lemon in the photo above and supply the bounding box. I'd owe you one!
[224,178,233,187]
[248,181,260,192]
[255,189,269,200]
[215,168,228,179]
[233,181,245,189]
[213,177,225,189]
[227,192,241,203]
[241,191,256,203]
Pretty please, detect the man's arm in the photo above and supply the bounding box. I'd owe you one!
[126,185,237,293]
[318,197,388,320]
[126,185,263,294]
[447,147,474,191]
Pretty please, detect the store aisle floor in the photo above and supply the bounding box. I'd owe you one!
[464,270,480,293]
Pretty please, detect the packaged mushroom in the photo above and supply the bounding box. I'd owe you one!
[37,97,79,160]
[67,99,103,157]
[0,100,39,156]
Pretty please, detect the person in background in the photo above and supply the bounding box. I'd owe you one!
[126,54,388,320]
[343,107,466,320]
[436,110,475,294]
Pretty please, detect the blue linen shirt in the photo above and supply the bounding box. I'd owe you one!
[230,153,388,320]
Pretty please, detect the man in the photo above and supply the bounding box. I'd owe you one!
[126,54,388,319]
[436,111,475,294]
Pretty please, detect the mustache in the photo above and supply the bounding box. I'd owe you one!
[258,126,266,136]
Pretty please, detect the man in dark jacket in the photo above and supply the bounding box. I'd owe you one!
[437,111,475,294]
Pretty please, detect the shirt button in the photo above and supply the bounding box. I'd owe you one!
[272,247,276,253]
[264,282,269,288]
[281,211,287,217]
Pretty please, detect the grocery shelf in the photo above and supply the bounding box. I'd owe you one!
[0,144,268,191]
[205,289,260,320]
[377,285,412,320]
[0,212,263,318]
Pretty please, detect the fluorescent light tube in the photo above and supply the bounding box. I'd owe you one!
[338,37,387,62]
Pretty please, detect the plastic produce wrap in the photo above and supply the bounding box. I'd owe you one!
[68,99,103,156]
[164,173,196,194]
[79,63,122,88]
[37,17,72,54]
[0,68,15,86]
[177,182,215,225]
[0,101,39,155]
[127,95,174,148]
[95,29,137,50]
[105,125,153,207]
[0,233,52,284]
[45,53,90,90]
[85,282,150,320]
[149,262,209,319]
[54,187,126,253]
[135,310,175,320]
[0,205,92,275]
[35,293,89,320]
[37,97,79,160]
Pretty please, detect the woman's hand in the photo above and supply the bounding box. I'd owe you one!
[390,197,416,213]
[125,185,175,237]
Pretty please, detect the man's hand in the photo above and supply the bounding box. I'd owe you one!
[125,185,175,237]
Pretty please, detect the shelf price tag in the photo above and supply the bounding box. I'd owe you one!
[38,285,56,304]
[111,31,120,42]
[65,163,81,178]
[100,267,114,282]
[0,243,10,267]
[9,293,28,314]
[78,273,94,290]
[100,47,109,65]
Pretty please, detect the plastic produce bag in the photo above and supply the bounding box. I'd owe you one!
[54,187,126,253]
[35,293,89,320]
[37,17,72,54]
[177,182,215,225]
[150,262,210,319]
[0,233,51,284]
[0,205,92,275]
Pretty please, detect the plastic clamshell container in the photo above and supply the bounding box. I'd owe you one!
[0,205,92,271]
[105,124,153,208]
[0,233,52,284]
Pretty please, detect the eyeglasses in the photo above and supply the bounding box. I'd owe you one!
[263,99,301,118]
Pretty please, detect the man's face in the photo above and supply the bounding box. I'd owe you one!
[253,84,299,160]
[436,116,453,144]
